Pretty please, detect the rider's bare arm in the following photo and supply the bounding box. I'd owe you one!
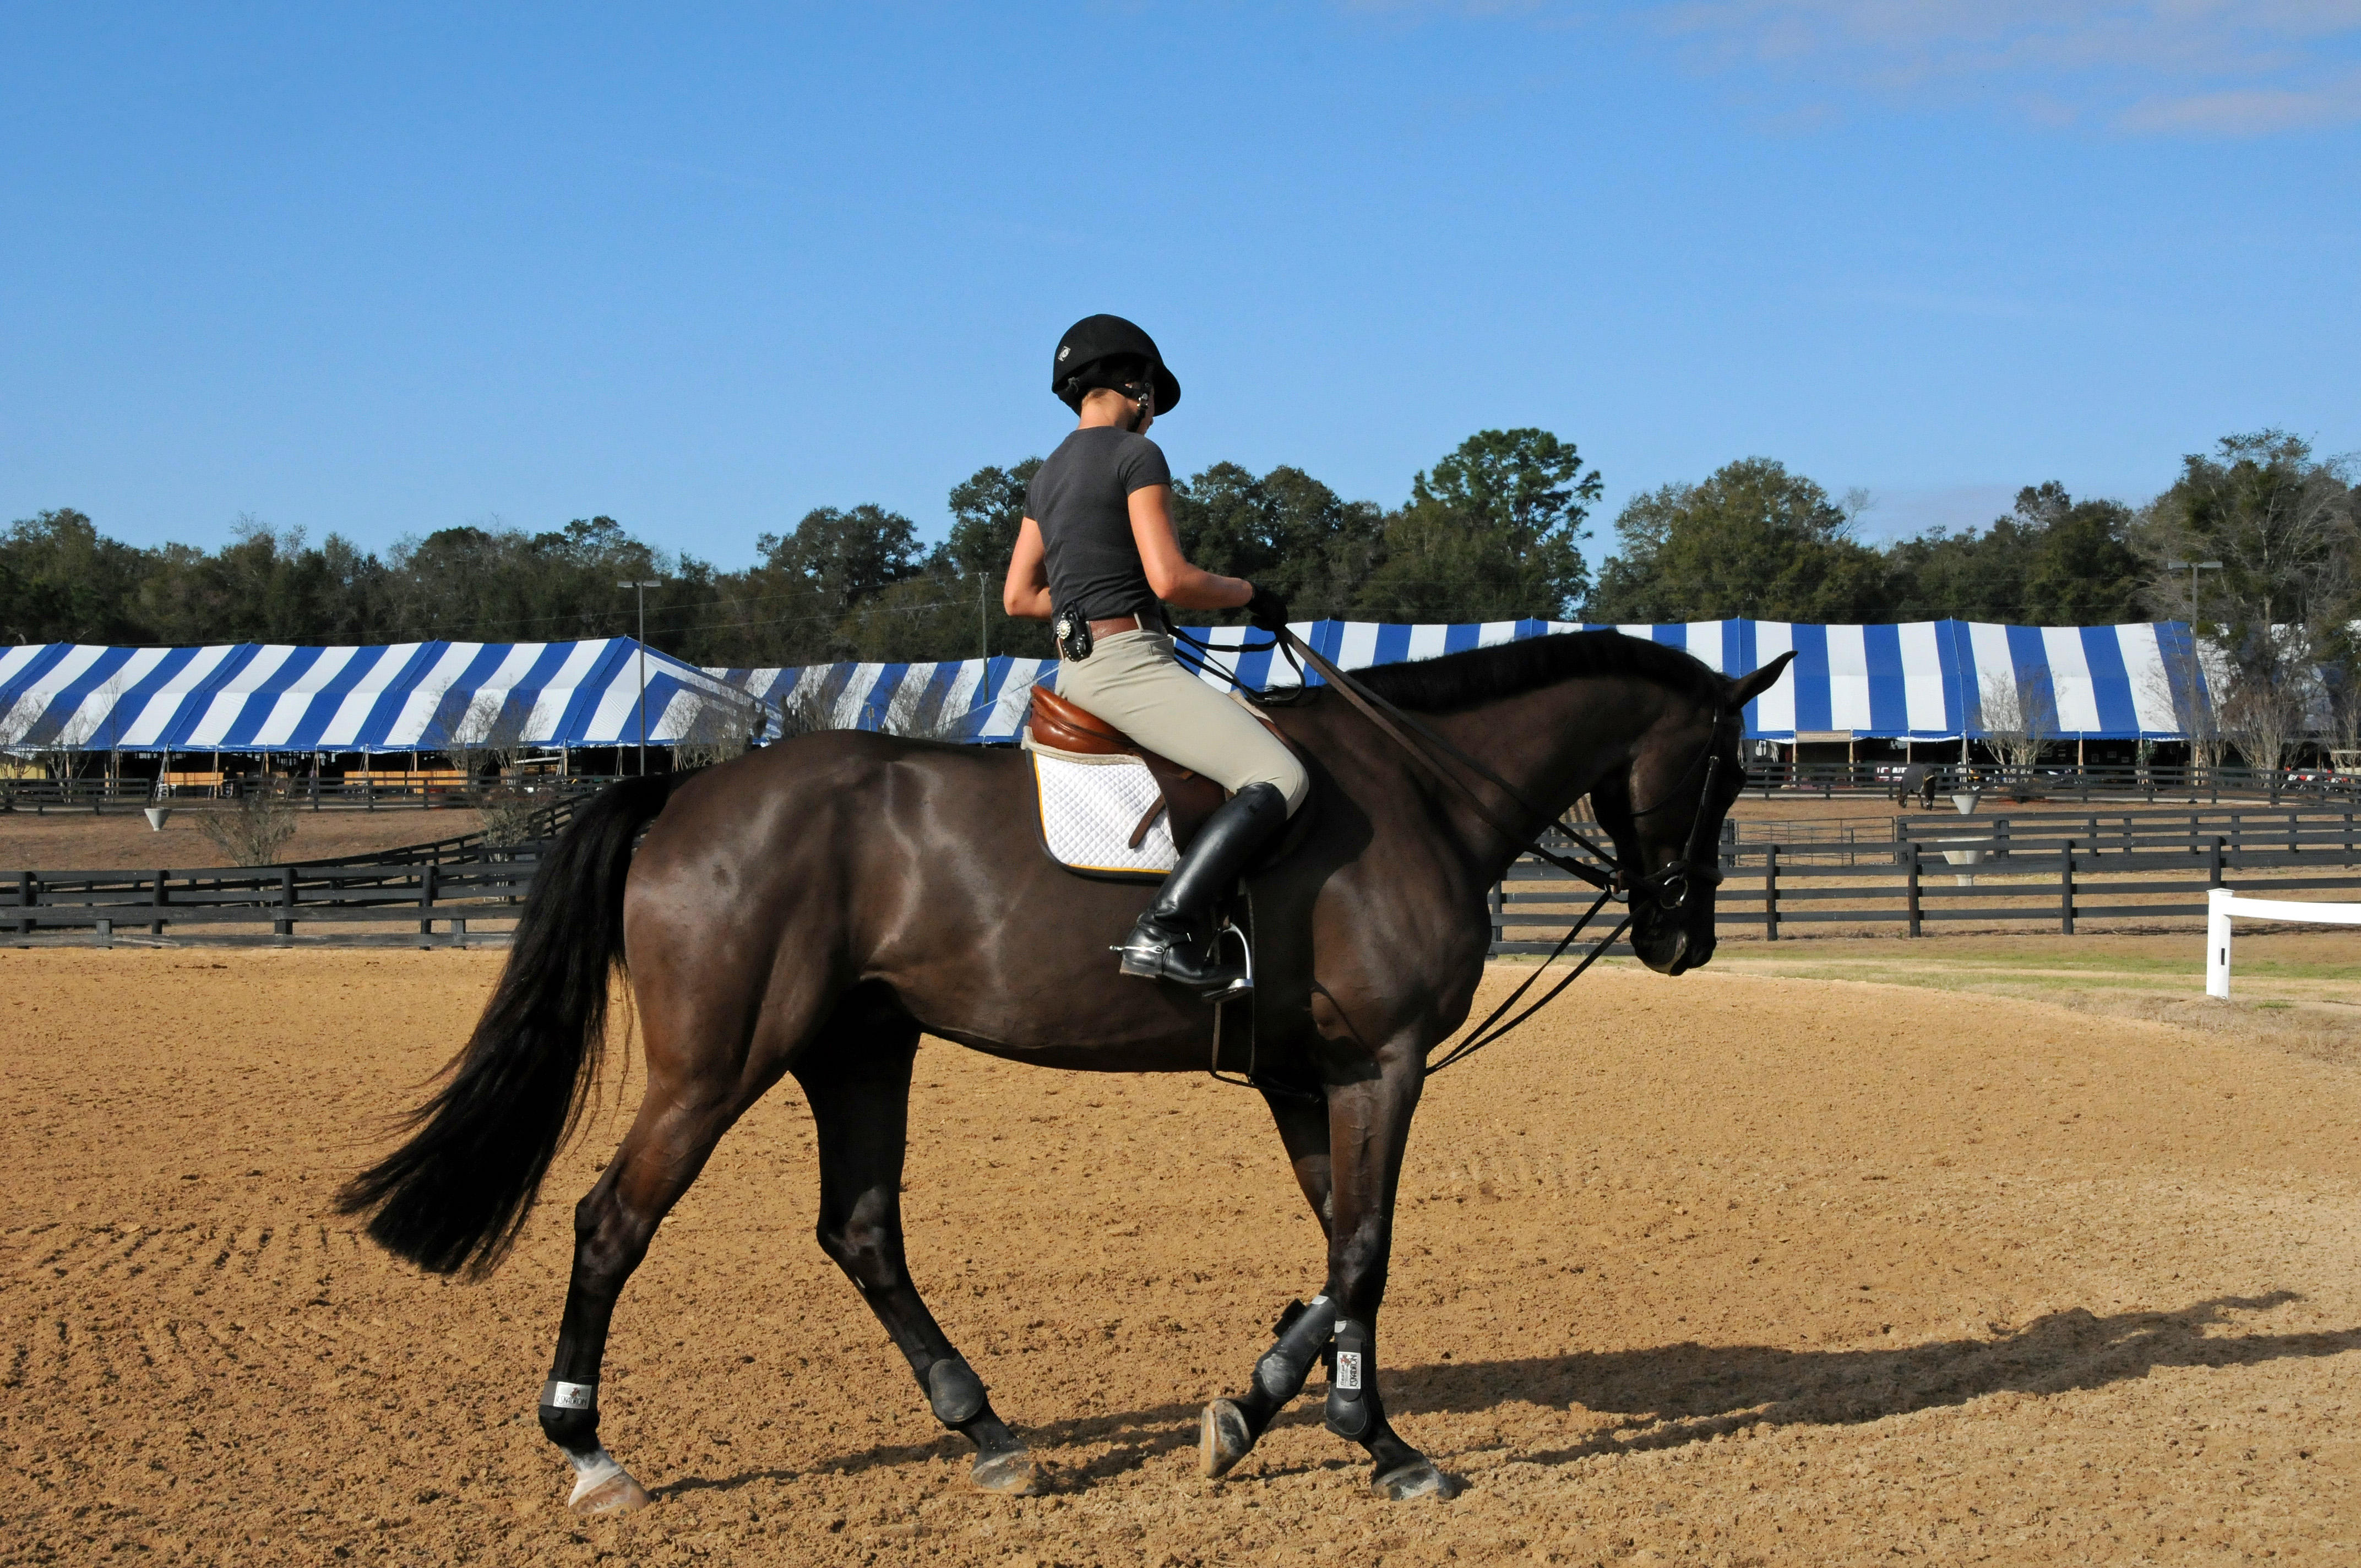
[1128,486,1252,612]
[1002,518,1053,620]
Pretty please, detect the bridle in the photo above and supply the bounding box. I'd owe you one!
[1611,708,1734,917]
[1171,624,1740,1074]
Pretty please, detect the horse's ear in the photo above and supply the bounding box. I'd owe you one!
[1728,650,1796,708]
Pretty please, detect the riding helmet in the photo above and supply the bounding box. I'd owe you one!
[1051,314,1182,415]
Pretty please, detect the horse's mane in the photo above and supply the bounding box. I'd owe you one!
[1347,629,1723,714]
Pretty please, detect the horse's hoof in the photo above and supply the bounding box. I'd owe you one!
[568,1466,653,1515]
[1372,1458,1455,1501]
[1200,1399,1254,1479]
[970,1448,1045,1496]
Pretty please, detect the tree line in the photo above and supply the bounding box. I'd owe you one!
[0,428,1598,665]
[6,428,2353,711]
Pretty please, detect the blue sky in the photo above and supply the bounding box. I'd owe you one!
[4,2,2357,571]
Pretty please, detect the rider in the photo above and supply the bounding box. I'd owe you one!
[1003,314,1309,997]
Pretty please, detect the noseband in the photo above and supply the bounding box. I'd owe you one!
[1617,710,1735,915]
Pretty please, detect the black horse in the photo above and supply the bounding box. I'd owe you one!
[340,630,1793,1509]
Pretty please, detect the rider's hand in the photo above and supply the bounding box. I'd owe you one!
[1244,582,1291,634]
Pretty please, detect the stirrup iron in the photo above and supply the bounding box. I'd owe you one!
[1205,916,1253,1000]
[1113,912,1252,999]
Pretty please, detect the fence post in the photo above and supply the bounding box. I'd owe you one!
[2347,809,2354,863]
[16,871,32,938]
[275,865,295,946]
[418,861,438,942]
[95,917,112,949]
[1764,844,1780,941]
[2289,809,2300,856]
[1906,844,1921,937]
[1994,816,2010,865]
[2059,840,2075,934]
[2208,836,2224,888]
[1489,880,1504,951]
[151,868,166,937]
[2207,887,2234,998]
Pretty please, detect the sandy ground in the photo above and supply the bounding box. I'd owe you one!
[0,807,482,873]
[7,947,2361,1566]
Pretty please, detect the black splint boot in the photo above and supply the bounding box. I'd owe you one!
[1117,782,1290,999]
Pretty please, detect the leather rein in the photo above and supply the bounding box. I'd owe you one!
[1171,624,1735,1075]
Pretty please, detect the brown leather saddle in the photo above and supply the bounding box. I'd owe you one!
[1026,684,1311,854]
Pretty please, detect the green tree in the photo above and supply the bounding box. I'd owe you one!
[2140,432,2357,764]
[1353,429,1600,622]
[1588,457,1889,623]
[1884,482,2146,623]
[1172,461,1385,622]
[759,504,923,613]
[911,458,1055,660]
[941,460,1043,578]
[134,518,387,644]
[2140,432,2355,650]
[0,508,157,643]
[373,518,661,645]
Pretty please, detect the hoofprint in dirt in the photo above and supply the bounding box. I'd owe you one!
[4,949,2359,1565]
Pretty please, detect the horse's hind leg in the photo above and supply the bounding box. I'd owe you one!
[540,1079,760,1513]
[795,1012,1043,1496]
[1201,1086,1339,1479]
[538,940,810,1515]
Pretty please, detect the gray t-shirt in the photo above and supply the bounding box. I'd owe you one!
[1026,427,1172,622]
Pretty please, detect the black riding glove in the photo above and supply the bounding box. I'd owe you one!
[1244,582,1291,635]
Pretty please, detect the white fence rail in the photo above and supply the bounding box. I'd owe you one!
[2205,886,2361,998]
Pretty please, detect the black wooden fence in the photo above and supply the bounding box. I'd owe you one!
[13,802,2361,953]
[1746,761,2359,805]
[4,854,546,948]
[1492,811,2361,953]
[0,774,618,813]
[1891,804,2361,862]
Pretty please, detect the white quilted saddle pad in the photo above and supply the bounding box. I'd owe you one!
[1029,748,1176,877]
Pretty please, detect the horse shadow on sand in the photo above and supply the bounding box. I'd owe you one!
[660,1291,2359,1497]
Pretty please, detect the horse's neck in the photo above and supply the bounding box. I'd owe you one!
[1422,676,1673,844]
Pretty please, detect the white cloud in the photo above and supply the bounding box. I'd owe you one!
[1650,1,2361,133]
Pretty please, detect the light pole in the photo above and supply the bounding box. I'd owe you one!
[2166,559,2223,633]
[2167,560,2224,788]
[618,579,660,776]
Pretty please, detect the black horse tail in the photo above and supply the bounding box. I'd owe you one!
[336,773,678,1278]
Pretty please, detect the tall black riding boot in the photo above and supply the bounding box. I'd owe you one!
[1116,782,1290,999]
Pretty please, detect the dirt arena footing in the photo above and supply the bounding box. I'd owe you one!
[6,947,2360,1565]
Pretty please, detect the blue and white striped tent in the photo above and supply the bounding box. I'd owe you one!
[0,639,767,754]
[0,619,2206,756]
[709,619,2208,743]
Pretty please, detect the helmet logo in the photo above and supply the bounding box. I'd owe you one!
[1057,346,1069,361]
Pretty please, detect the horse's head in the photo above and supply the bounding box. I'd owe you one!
[1591,652,1794,976]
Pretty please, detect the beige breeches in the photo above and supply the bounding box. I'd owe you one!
[1053,630,1310,815]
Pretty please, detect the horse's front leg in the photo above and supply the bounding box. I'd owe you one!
[1200,1086,1337,1478]
[1320,1046,1451,1499]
